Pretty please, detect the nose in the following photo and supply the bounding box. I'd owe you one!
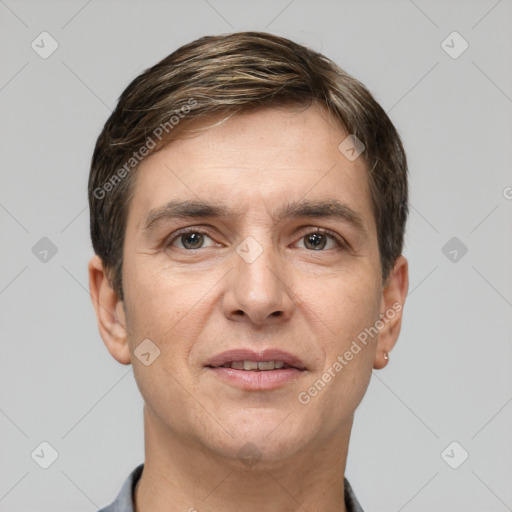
[222,239,295,326]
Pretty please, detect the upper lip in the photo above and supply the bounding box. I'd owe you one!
[206,349,307,370]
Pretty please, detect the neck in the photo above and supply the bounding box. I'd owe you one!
[134,406,352,512]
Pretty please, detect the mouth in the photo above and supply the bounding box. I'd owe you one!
[205,349,307,391]
[210,360,299,371]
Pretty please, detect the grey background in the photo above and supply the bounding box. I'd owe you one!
[1,0,511,510]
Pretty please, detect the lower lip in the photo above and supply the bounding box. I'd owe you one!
[207,367,305,390]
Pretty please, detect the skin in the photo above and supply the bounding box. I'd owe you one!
[89,104,408,512]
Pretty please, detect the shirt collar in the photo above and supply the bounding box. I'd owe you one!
[97,463,365,512]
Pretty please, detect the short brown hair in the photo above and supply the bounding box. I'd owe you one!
[89,31,408,300]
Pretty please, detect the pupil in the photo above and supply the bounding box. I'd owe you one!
[306,233,326,250]
[183,232,203,248]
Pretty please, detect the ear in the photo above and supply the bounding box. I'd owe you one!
[373,255,409,370]
[88,255,131,365]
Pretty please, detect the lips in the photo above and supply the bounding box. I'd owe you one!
[205,349,307,391]
[205,349,307,371]
[205,349,306,391]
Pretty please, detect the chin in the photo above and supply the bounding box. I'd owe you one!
[211,436,306,469]
[205,414,312,465]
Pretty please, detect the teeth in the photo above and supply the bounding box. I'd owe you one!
[243,360,259,370]
[223,360,287,371]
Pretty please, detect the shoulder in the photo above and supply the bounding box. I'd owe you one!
[97,464,144,512]
[344,477,365,512]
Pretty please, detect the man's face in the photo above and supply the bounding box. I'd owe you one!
[118,105,386,461]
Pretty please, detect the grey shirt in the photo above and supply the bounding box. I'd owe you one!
[98,463,365,512]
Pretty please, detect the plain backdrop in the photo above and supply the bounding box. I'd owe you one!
[1,1,511,511]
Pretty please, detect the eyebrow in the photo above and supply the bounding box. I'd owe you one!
[142,198,367,237]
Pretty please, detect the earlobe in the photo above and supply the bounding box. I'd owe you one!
[373,255,409,370]
[88,255,131,365]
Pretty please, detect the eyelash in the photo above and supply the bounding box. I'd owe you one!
[164,227,348,250]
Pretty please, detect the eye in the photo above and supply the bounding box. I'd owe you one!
[296,229,346,251]
[165,228,217,250]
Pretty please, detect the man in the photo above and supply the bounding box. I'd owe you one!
[88,31,409,512]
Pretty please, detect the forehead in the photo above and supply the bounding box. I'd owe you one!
[126,105,376,234]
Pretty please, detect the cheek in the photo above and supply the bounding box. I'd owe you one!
[307,268,382,350]
[124,259,205,338]
[122,274,212,432]
[123,263,224,395]
[298,278,379,433]
[316,273,380,402]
